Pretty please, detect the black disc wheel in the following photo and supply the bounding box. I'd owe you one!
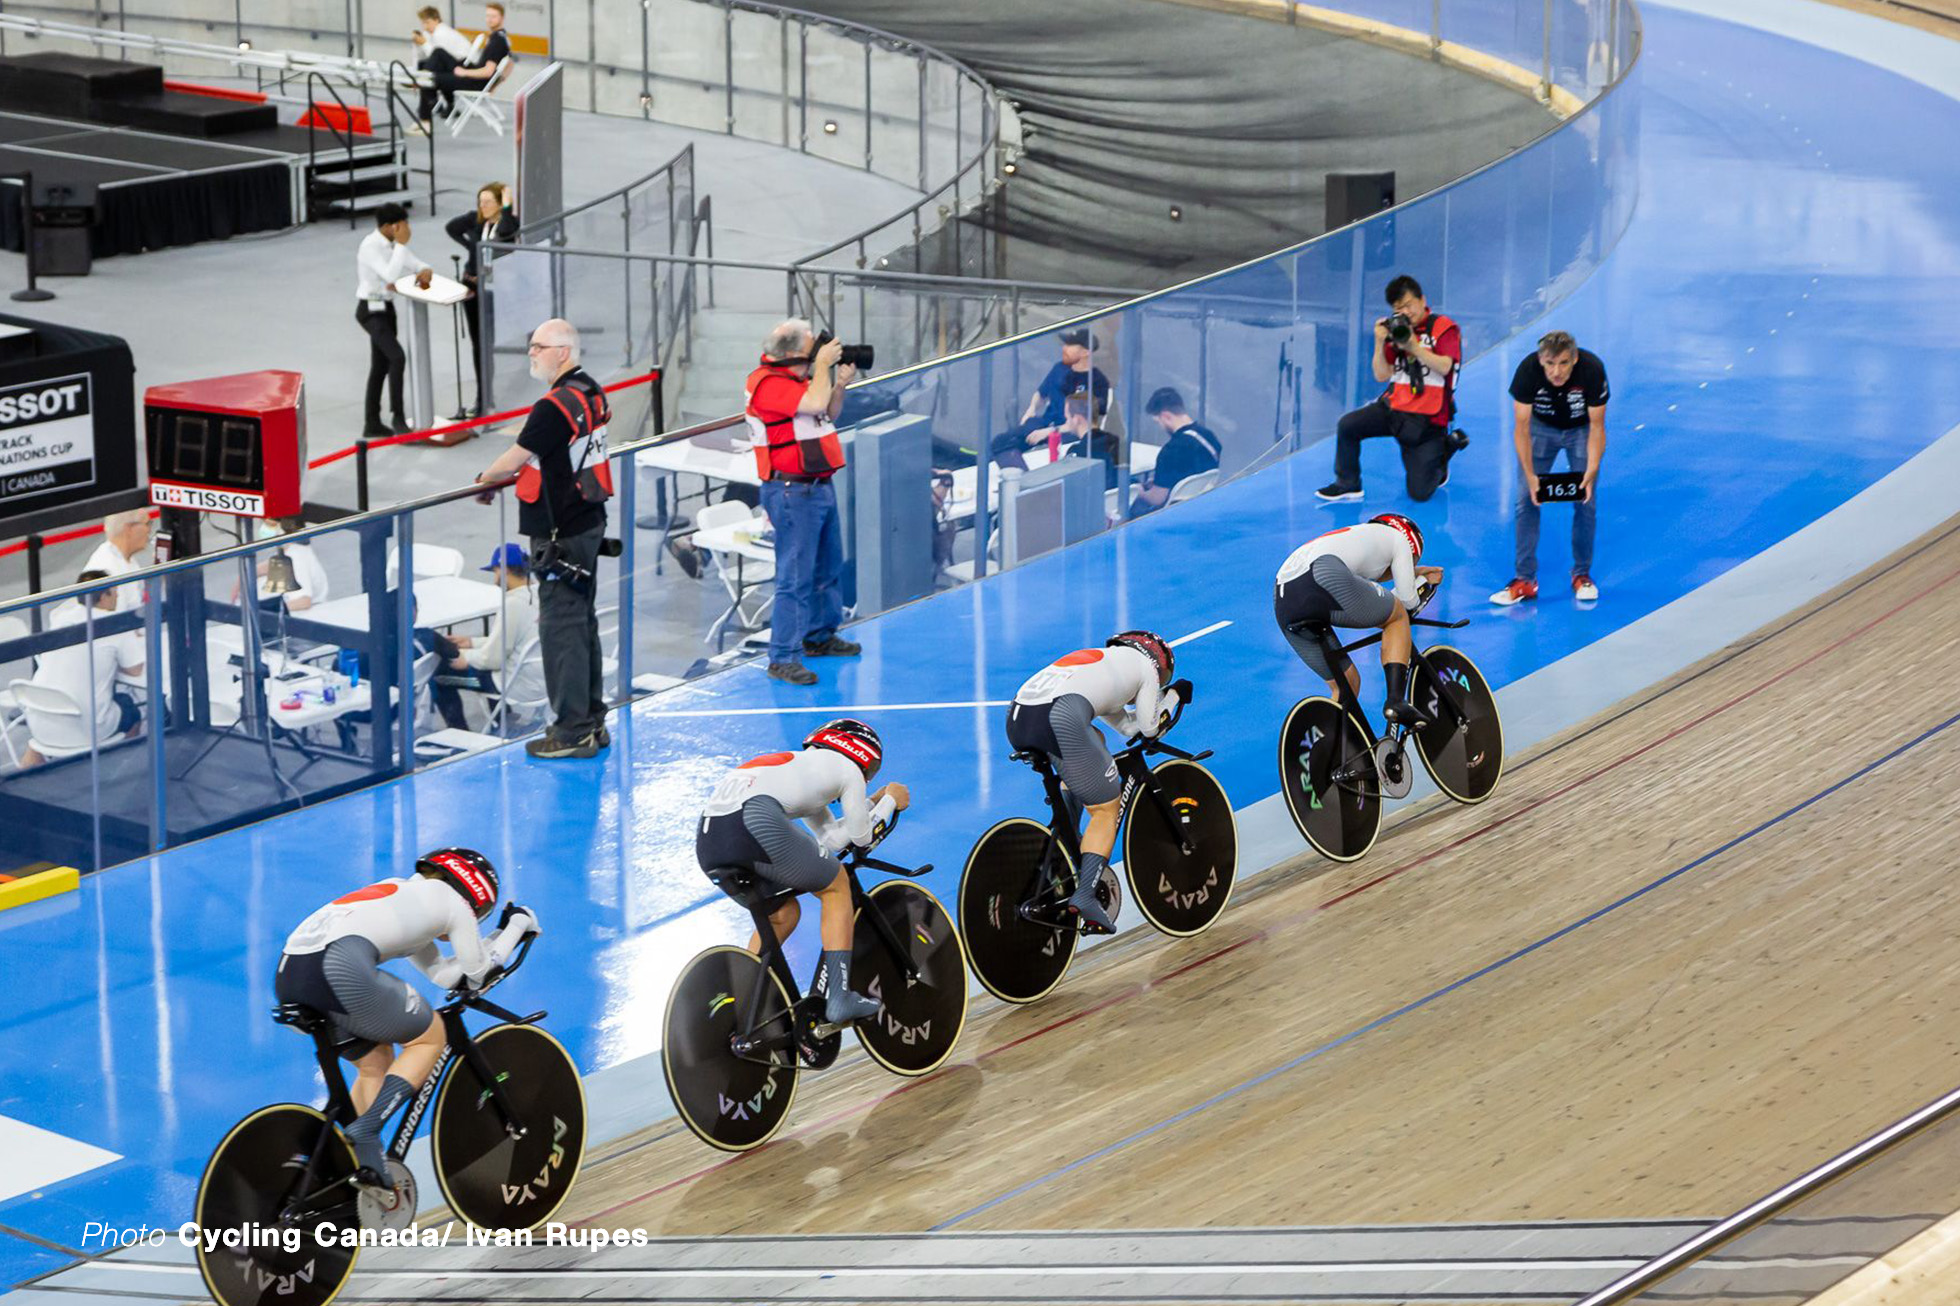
[662,945,798,1152]
[431,1022,586,1229]
[958,817,1078,1005]
[1411,645,1505,804]
[852,880,969,1076]
[195,1104,360,1306]
[1279,696,1383,862]
[1121,759,1238,937]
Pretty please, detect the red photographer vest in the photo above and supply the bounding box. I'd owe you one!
[1385,313,1458,421]
[515,371,614,505]
[745,363,844,481]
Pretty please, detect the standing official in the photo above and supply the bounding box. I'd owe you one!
[1491,330,1610,606]
[745,319,860,687]
[356,204,432,438]
[446,181,518,416]
[475,319,614,758]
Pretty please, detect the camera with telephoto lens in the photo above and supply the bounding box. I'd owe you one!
[811,329,874,372]
[1385,312,1414,344]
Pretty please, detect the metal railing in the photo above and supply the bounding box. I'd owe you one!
[1572,1081,1960,1305]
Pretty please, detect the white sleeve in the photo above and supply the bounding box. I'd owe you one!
[1389,540,1421,609]
[357,237,387,293]
[827,760,893,851]
[385,241,430,282]
[440,891,496,988]
[411,942,464,992]
[1102,652,1164,739]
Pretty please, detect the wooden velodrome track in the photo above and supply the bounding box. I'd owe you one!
[350,519,1960,1302]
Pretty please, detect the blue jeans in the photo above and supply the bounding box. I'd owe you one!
[760,477,844,665]
[1514,421,1596,581]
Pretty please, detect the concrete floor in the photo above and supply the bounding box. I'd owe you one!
[0,102,921,674]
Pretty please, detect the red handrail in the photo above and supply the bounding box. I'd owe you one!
[0,371,661,560]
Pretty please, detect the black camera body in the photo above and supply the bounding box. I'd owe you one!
[536,536,622,598]
[812,329,874,372]
[1385,312,1414,344]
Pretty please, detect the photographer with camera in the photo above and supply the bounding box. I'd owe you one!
[474,318,616,759]
[1318,275,1467,504]
[745,319,866,687]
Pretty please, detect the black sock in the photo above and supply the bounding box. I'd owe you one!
[1384,661,1410,706]
[344,1074,413,1171]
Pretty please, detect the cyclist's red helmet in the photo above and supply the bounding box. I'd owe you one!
[1370,513,1424,565]
[1107,630,1174,688]
[803,717,882,780]
[416,847,500,921]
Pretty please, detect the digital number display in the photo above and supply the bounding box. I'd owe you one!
[148,409,263,491]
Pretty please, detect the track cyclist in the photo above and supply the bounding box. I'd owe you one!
[1007,630,1179,934]
[696,718,911,1026]
[274,848,538,1187]
[1275,514,1444,724]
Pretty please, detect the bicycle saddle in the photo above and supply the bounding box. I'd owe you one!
[272,1002,332,1034]
[705,866,796,913]
[1010,748,1054,773]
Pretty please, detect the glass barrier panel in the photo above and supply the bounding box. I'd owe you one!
[802,25,871,172]
[729,6,792,147]
[646,0,731,133]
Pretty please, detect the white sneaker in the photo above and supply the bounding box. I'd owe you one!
[1573,575,1599,603]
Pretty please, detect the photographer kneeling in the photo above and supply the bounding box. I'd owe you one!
[1318,275,1466,504]
[476,318,616,759]
[745,319,864,687]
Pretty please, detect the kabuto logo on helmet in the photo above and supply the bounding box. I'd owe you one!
[801,718,883,780]
[421,848,499,918]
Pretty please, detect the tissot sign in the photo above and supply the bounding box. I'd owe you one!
[0,372,94,505]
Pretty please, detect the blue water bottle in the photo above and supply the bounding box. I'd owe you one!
[338,648,360,688]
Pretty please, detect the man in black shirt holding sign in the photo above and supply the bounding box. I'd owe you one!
[1491,330,1610,607]
[476,318,614,758]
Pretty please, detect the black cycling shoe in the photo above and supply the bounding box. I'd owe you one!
[1383,699,1432,728]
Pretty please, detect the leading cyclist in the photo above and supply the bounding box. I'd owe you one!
[1275,513,1443,724]
[275,848,537,1185]
[1007,631,1178,934]
[696,719,910,1026]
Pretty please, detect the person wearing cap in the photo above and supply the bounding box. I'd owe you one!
[990,329,1113,466]
[434,542,538,729]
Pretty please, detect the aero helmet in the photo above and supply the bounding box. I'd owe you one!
[803,717,882,780]
[1106,630,1174,688]
[1369,513,1424,565]
[416,847,500,921]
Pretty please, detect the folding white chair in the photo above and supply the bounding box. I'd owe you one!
[1166,468,1220,505]
[11,679,91,763]
[385,542,468,589]
[0,615,29,768]
[448,56,515,137]
[691,502,775,651]
[485,630,549,734]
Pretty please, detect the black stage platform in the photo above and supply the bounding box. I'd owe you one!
[0,727,385,871]
[0,54,395,257]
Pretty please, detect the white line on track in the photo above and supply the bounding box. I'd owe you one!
[1169,619,1232,646]
[638,700,1012,718]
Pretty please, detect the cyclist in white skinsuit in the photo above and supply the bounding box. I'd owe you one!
[1274,513,1443,722]
[1007,631,1180,933]
[277,848,536,1182]
[697,718,911,1025]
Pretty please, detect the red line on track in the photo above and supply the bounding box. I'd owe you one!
[579,559,1960,1225]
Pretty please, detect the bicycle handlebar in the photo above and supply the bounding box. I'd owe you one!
[443,907,540,1010]
[844,808,936,878]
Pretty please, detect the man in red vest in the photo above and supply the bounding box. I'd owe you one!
[1318,275,1468,504]
[745,319,861,686]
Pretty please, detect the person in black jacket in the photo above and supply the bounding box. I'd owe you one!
[446,181,518,416]
[416,1,513,129]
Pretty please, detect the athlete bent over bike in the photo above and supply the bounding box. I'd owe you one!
[274,848,536,1186]
[696,718,910,1026]
[1275,514,1443,723]
[1007,631,1178,934]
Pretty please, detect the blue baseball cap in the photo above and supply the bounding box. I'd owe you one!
[481,543,529,571]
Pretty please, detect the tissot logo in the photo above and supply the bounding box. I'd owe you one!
[0,376,89,431]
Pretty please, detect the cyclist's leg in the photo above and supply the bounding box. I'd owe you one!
[349,1043,393,1114]
[1307,556,1410,721]
[319,937,440,1177]
[741,796,878,1023]
[1275,572,1356,701]
[1046,695,1124,930]
[698,804,802,952]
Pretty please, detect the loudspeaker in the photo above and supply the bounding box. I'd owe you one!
[1326,171,1395,230]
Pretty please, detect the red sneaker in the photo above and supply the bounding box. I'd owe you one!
[1489,578,1538,606]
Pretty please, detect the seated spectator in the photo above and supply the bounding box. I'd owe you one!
[1127,387,1221,518]
[85,509,152,611]
[990,329,1113,466]
[255,517,331,612]
[1051,395,1121,490]
[433,543,538,729]
[21,571,144,766]
[415,2,513,130]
